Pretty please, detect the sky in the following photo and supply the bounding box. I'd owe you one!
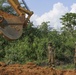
[23,0,76,30]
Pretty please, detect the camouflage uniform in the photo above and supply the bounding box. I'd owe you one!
[48,42,55,67]
[74,42,76,69]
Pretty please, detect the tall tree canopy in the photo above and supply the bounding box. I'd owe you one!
[60,13,76,36]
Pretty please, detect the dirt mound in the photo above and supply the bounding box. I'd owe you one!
[0,62,6,67]
[0,62,76,75]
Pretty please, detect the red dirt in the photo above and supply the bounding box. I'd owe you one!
[0,62,76,75]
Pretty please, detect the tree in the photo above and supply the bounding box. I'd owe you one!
[60,13,76,37]
[0,0,16,14]
[0,0,6,9]
[60,13,76,63]
[39,22,50,37]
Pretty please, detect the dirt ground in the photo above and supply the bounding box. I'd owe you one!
[0,62,76,75]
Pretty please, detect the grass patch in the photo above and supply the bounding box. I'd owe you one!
[56,64,75,70]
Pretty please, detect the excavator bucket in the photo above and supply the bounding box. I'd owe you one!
[0,10,25,40]
[0,0,33,40]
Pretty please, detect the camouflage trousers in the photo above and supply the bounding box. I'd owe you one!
[48,53,55,67]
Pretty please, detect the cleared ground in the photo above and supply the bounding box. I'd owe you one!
[0,62,76,75]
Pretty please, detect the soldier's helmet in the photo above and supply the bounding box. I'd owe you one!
[48,42,52,46]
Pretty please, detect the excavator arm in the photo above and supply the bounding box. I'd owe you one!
[7,0,33,18]
[0,0,33,40]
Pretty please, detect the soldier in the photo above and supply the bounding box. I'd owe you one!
[47,42,55,67]
[74,42,76,70]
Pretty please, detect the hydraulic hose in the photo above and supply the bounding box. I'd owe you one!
[22,0,29,10]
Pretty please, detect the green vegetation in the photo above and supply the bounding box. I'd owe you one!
[56,64,75,70]
[0,0,76,68]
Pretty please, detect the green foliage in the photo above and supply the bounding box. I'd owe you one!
[0,0,16,15]
[3,23,49,64]
[56,64,75,70]
[39,22,50,37]
[60,13,76,37]
[0,21,75,64]
[0,0,6,9]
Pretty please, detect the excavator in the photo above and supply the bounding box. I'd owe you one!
[0,0,33,40]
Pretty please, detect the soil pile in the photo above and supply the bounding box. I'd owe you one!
[0,62,76,75]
